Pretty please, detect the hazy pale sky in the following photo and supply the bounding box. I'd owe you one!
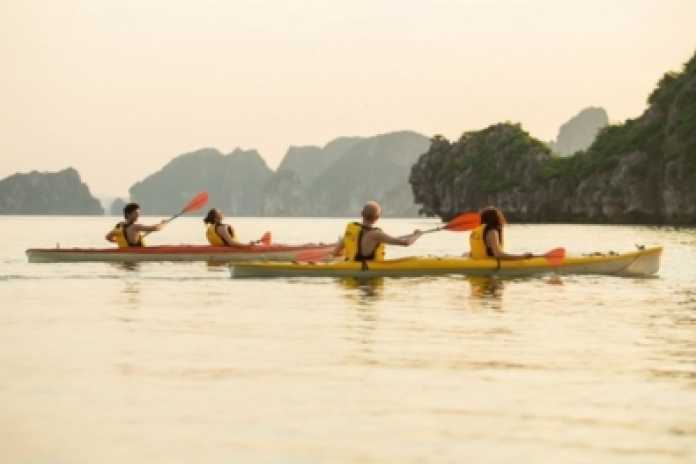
[1,0,695,196]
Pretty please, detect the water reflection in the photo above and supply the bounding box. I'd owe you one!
[467,276,505,299]
[338,278,382,366]
[120,280,141,310]
[645,289,696,389]
[338,277,385,304]
[466,275,564,302]
[110,262,140,272]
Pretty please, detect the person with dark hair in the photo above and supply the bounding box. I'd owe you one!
[469,206,533,260]
[203,208,248,247]
[332,201,422,262]
[105,203,167,247]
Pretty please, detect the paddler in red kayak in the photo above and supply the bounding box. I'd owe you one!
[332,201,423,263]
[203,208,250,248]
[105,203,167,247]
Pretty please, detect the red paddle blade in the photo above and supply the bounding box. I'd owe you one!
[296,249,332,262]
[544,247,566,266]
[259,231,272,246]
[444,212,481,232]
[182,192,209,213]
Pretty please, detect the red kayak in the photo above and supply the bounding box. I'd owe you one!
[26,243,335,263]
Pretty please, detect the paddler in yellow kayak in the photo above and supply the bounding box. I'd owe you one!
[469,206,534,260]
[332,201,423,263]
[105,202,167,247]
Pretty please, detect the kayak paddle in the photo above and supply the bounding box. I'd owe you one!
[295,212,481,262]
[295,247,337,263]
[255,231,272,246]
[168,191,210,223]
[540,247,565,266]
[418,212,481,235]
[143,191,209,236]
[392,211,481,240]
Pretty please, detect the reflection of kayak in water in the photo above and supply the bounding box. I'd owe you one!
[230,247,662,278]
[338,277,385,301]
[467,276,506,298]
[339,277,385,289]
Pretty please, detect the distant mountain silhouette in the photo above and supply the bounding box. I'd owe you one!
[547,107,609,156]
[306,131,430,216]
[129,148,273,216]
[277,137,363,186]
[263,131,430,216]
[262,169,314,216]
[123,131,430,218]
[0,168,103,215]
[109,198,127,216]
[93,193,121,214]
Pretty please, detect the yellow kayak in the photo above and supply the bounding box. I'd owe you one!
[229,247,662,278]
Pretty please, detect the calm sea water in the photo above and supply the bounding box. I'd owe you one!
[1,216,695,464]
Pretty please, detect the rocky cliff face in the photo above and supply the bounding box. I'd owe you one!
[0,168,104,215]
[308,131,430,217]
[124,132,428,218]
[380,182,422,217]
[129,148,273,216]
[547,107,609,156]
[276,137,363,186]
[263,131,430,217]
[262,169,316,216]
[410,125,554,222]
[410,50,696,224]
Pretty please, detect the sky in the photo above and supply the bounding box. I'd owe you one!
[1,0,695,197]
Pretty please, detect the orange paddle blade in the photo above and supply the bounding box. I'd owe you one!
[259,231,272,246]
[420,212,480,235]
[544,247,566,266]
[146,191,210,235]
[296,249,333,262]
[443,212,481,232]
[182,191,209,214]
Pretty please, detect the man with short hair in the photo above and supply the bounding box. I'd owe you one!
[105,203,167,247]
[332,201,423,261]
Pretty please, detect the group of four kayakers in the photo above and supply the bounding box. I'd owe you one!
[106,201,533,261]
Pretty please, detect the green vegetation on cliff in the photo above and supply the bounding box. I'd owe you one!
[459,124,551,193]
[411,50,696,224]
[543,51,696,197]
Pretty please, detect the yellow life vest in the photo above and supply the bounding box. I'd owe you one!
[111,222,145,248]
[206,224,237,246]
[469,224,504,258]
[341,222,386,261]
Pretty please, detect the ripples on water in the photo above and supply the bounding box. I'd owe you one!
[0,217,695,463]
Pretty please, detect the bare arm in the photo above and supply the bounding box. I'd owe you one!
[332,238,345,257]
[105,231,116,243]
[485,230,533,261]
[131,221,167,233]
[217,225,248,248]
[367,230,423,248]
